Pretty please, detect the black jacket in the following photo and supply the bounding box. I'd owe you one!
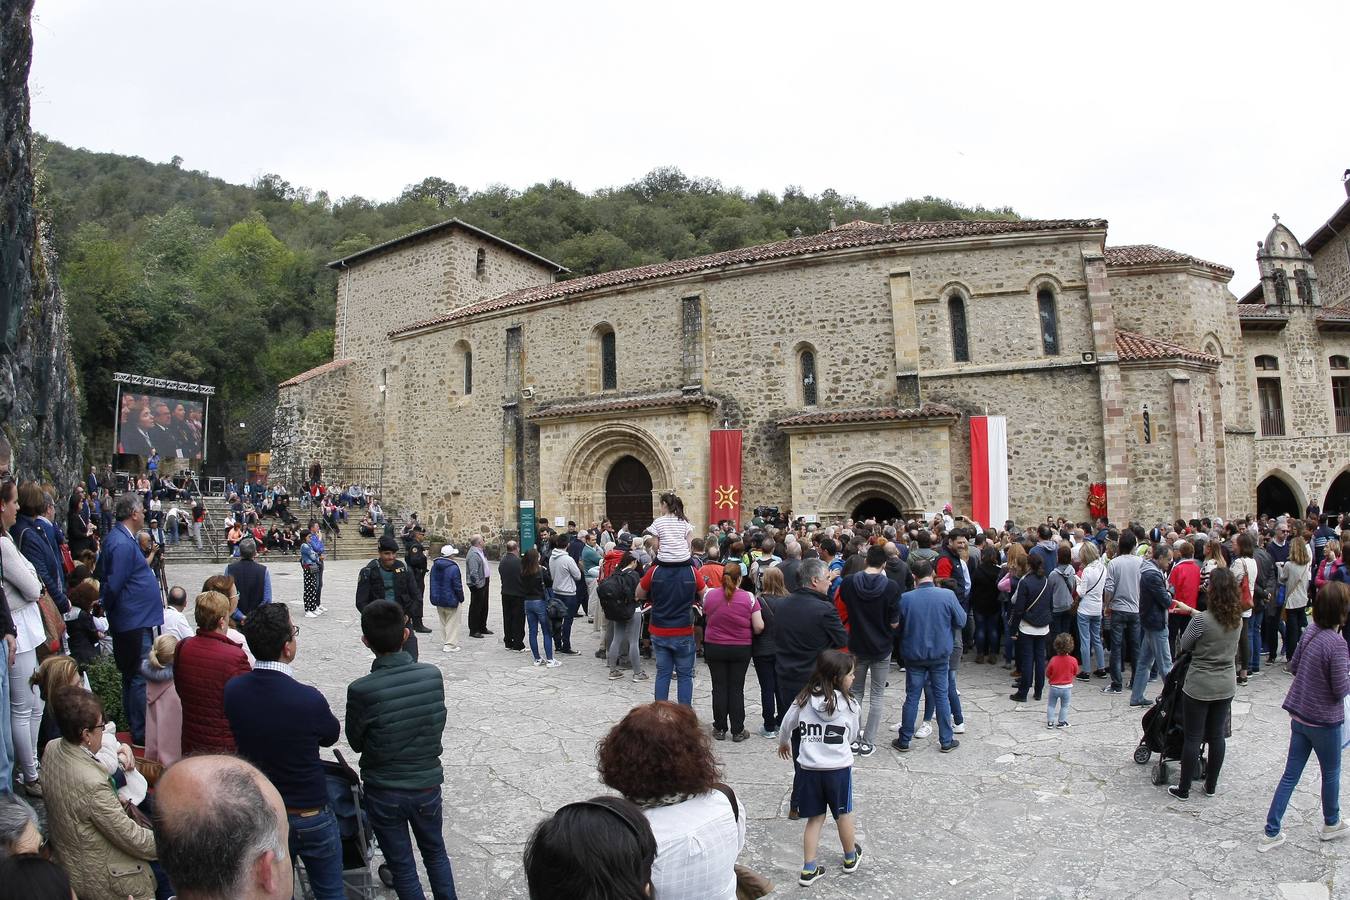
[1009,572,1052,632]
[1138,561,1173,632]
[772,588,847,696]
[840,572,901,659]
[356,559,417,620]
[498,552,524,597]
[883,556,913,594]
[936,547,969,610]
[778,558,803,593]
[969,562,1003,617]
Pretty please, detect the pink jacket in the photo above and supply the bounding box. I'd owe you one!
[143,663,183,767]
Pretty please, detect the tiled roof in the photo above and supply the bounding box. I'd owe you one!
[1114,331,1219,366]
[328,218,566,273]
[390,219,1108,337]
[1237,305,1290,319]
[1105,244,1234,277]
[1317,306,1350,328]
[526,390,719,421]
[777,403,963,429]
[278,358,352,388]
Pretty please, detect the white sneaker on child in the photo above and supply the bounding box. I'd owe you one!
[915,722,933,739]
[951,721,966,735]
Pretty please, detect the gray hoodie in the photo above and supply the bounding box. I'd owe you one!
[778,690,859,771]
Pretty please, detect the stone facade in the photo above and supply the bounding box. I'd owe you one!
[276,196,1350,545]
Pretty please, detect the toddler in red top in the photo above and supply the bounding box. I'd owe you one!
[1045,633,1079,728]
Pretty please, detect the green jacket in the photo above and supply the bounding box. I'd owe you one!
[345,651,446,790]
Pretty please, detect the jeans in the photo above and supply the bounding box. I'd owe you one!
[290,806,346,900]
[166,519,179,544]
[973,612,1002,657]
[652,634,695,706]
[1051,610,1075,642]
[1265,718,1343,836]
[752,655,779,731]
[1249,608,1267,671]
[898,661,952,746]
[1178,694,1230,796]
[1047,684,1072,724]
[704,643,752,733]
[0,657,11,791]
[1078,613,1104,671]
[1108,611,1140,689]
[1129,627,1172,704]
[524,599,554,661]
[555,592,580,651]
[853,656,890,744]
[364,786,458,900]
[1014,634,1047,700]
[1284,607,1308,661]
[1002,602,1017,663]
[922,668,964,725]
[608,615,644,676]
[112,628,153,744]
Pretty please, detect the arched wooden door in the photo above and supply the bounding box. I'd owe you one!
[606,455,653,533]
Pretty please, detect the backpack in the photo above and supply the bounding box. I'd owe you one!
[598,571,635,622]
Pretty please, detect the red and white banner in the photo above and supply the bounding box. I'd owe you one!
[970,415,1009,529]
[709,430,743,527]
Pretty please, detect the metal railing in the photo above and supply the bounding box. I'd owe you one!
[1260,408,1287,437]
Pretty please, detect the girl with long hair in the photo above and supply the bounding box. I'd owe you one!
[752,566,787,737]
[522,548,559,668]
[700,561,765,742]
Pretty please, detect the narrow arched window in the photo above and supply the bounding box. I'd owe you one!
[1037,288,1060,356]
[948,294,969,363]
[800,348,818,406]
[463,348,473,395]
[475,247,487,276]
[601,330,617,391]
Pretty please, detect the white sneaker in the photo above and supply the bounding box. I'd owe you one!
[545,659,562,668]
[1321,820,1350,841]
[1258,832,1286,852]
[915,722,933,739]
[317,605,328,614]
[532,658,544,667]
[305,611,318,618]
[951,721,966,735]
[446,644,461,652]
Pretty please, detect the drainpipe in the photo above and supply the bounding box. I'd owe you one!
[339,260,350,357]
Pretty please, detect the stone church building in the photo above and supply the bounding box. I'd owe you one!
[272,185,1350,544]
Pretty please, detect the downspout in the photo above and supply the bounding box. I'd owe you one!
[339,260,350,357]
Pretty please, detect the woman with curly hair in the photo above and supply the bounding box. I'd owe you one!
[597,701,745,900]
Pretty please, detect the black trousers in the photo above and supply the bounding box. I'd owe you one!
[502,593,526,649]
[468,581,490,634]
[704,643,752,733]
[1178,693,1230,796]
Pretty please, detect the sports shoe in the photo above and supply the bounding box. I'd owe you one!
[532,658,544,667]
[1076,671,1090,681]
[759,727,778,739]
[915,722,933,739]
[951,721,966,735]
[891,738,910,753]
[939,739,960,753]
[1258,832,1286,852]
[713,729,728,741]
[1093,668,1109,678]
[1248,669,1262,677]
[1167,786,1189,802]
[305,611,318,618]
[1057,721,1070,728]
[317,605,328,613]
[1321,820,1350,841]
[558,648,580,656]
[1130,699,1151,708]
[1009,693,1027,702]
[850,741,862,754]
[1101,685,1122,694]
[632,671,649,681]
[1046,721,1056,729]
[799,865,826,887]
[842,843,863,874]
[608,669,624,680]
[732,731,750,743]
[856,742,875,757]
[545,659,562,668]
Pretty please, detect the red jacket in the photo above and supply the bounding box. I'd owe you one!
[174,630,251,755]
[1168,558,1200,615]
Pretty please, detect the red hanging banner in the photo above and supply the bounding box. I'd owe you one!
[709,430,743,528]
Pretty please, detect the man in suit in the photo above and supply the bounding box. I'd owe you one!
[98,493,165,744]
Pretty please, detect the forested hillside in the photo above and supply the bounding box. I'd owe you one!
[35,136,1016,467]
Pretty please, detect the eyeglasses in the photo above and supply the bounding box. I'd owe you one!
[291,625,300,638]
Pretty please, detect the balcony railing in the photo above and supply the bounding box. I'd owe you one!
[1260,408,1287,437]
[1336,408,1350,434]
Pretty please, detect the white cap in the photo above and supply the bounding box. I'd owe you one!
[440,544,458,557]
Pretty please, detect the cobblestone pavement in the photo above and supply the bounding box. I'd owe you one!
[167,558,1347,899]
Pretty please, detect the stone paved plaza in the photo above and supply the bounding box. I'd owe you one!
[168,557,1348,899]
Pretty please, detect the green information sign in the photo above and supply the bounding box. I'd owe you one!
[518,500,536,551]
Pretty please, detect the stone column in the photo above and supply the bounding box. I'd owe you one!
[1170,372,1200,521]
[1084,252,1132,523]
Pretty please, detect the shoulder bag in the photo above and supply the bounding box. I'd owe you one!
[19,529,66,660]
[711,783,774,899]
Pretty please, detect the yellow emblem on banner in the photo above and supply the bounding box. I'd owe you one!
[714,484,739,510]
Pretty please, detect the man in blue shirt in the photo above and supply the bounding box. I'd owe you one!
[98,493,164,744]
[893,560,967,754]
[226,604,344,899]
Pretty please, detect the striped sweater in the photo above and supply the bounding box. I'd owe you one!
[1284,624,1350,728]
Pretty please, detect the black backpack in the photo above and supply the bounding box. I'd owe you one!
[598,571,636,622]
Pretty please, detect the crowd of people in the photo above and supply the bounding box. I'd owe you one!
[3,457,1350,898]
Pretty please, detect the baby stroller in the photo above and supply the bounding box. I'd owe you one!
[1132,652,1207,786]
[295,749,393,899]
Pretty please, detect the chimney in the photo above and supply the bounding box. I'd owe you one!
[882,209,892,226]
[827,208,837,231]
[1343,168,1350,197]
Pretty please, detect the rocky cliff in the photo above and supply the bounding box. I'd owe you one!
[1,0,82,488]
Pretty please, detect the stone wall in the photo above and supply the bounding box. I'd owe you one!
[786,422,953,519]
[0,0,82,489]
[271,362,354,486]
[1312,233,1350,308]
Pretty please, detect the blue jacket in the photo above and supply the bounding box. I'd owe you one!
[429,557,465,608]
[98,523,164,633]
[1138,560,1173,632]
[225,668,340,810]
[11,514,68,613]
[898,583,967,664]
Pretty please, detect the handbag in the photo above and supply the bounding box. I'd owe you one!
[60,543,75,575]
[35,589,66,662]
[711,783,773,899]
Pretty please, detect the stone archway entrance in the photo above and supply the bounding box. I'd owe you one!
[817,462,925,522]
[1324,469,1350,516]
[1257,473,1303,519]
[852,496,902,522]
[606,455,654,533]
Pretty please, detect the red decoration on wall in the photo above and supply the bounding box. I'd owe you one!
[1088,482,1108,520]
[709,430,743,527]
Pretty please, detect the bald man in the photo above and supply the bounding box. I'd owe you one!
[153,755,293,900]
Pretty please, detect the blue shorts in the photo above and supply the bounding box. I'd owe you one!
[796,766,853,819]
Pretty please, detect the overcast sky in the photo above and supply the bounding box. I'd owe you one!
[28,0,1350,288]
